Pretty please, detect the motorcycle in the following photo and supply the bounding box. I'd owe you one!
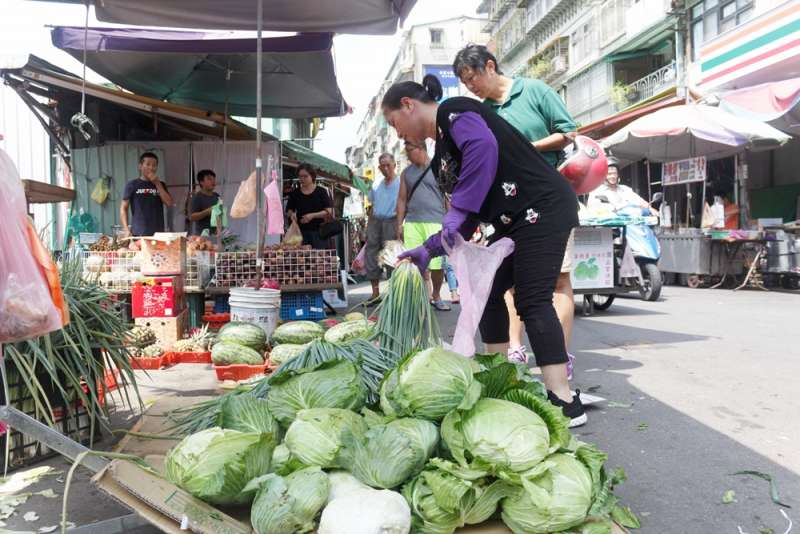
[595,193,663,302]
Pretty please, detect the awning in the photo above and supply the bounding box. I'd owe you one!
[601,103,790,162]
[718,77,800,135]
[51,26,348,119]
[282,140,352,185]
[1,55,261,141]
[31,0,416,34]
[579,89,684,139]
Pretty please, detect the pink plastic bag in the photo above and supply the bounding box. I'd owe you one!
[351,244,367,276]
[0,148,63,343]
[444,235,515,356]
[264,169,284,236]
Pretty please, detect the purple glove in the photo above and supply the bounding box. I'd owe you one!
[398,245,431,273]
[442,206,470,248]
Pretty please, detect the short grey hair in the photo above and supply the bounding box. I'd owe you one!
[378,152,395,163]
[452,44,503,77]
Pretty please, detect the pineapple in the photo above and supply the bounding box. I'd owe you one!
[127,326,157,349]
[141,343,164,358]
[188,324,212,351]
[173,339,196,352]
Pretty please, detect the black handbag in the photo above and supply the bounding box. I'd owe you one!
[319,219,344,239]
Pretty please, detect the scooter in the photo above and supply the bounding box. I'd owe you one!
[595,193,663,301]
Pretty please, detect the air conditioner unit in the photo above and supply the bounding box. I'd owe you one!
[551,56,567,75]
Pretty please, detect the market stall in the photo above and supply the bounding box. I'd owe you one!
[603,104,790,288]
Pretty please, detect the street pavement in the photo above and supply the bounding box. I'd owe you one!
[3,283,798,533]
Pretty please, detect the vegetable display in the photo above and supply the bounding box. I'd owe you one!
[218,321,268,352]
[162,264,638,533]
[269,343,307,366]
[323,319,372,344]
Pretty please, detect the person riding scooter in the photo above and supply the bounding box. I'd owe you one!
[588,159,663,301]
[588,158,654,214]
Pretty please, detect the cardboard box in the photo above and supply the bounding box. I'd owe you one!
[132,276,186,318]
[134,309,187,349]
[140,234,187,276]
[93,461,250,534]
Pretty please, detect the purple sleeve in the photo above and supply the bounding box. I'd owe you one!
[448,111,499,213]
[422,214,480,257]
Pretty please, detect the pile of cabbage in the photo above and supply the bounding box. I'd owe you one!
[164,348,639,534]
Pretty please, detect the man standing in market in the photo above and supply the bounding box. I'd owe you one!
[396,141,451,310]
[365,153,401,303]
[189,169,222,235]
[121,152,175,237]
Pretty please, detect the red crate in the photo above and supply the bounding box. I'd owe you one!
[203,312,230,330]
[132,276,185,318]
[130,355,173,370]
[167,351,212,364]
[212,363,267,381]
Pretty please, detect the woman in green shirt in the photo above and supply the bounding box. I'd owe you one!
[453,45,578,374]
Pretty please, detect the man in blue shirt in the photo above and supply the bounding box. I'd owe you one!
[365,153,401,301]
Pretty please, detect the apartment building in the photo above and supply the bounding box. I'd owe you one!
[347,16,489,180]
[480,0,685,133]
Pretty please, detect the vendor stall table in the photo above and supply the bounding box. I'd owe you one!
[709,238,768,290]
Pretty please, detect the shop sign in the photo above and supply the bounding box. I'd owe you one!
[571,227,614,290]
[662,156,707,186]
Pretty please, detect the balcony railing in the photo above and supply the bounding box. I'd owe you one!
[624,61,676,106]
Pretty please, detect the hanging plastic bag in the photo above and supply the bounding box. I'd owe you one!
[265,169,284,236]
[283,218,303,246]
[90,177,110,205]
[0,148,65,343]
[443,234,515,357]
[230,170,257,218]
[351,244,367,275]
[210,201,227,229]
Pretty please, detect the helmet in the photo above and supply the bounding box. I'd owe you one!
[557,136,608,195]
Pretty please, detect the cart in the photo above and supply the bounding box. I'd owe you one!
[571,224,645,316]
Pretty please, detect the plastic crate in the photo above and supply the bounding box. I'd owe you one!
[167,351,212,364]
[202,312,230,330]
[212,363,268,381]
[279,292,326,321]
[130,354,173,370]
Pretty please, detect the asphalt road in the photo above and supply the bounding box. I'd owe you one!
[4,283,798,533]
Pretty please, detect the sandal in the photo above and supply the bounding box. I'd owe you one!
[431,300,451,311]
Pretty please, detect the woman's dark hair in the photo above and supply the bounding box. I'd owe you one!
[381,74,443,110]
[452,44,503,78]
[196,169,216,184]
[297,163,317,179]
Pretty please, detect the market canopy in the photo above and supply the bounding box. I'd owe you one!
[718,77,800,136]
[51,26,347,119]
[601,104,790,162]
[33,0,416,34]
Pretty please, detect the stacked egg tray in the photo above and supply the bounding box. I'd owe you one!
[214,250,339,288]
[262,248,339,286]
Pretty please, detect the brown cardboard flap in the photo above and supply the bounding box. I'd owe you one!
[93,460,251,534]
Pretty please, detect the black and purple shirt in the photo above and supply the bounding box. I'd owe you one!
[123,178,169,236]
[425,97,578,255]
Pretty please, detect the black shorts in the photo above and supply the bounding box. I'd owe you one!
[478,224,571,367]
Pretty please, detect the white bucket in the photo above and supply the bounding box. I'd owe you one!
[229,288,281,338]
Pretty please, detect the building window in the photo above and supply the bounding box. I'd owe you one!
[570,21,596,66]
[429,28,444,47]
[691,0,754,58]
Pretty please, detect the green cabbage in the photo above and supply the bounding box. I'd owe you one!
[380,348,482,421]
[441,398,550,475]
[350,417,439,489]
[267,360,366,426]
[271,443,308,476]
[501,453,594,534]
[402,461,516,534]
[284,408,368,469]
[247,466,330,534]
[219,394,281,439]
[164,427,274,506]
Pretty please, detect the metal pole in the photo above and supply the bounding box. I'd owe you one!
[255,0,264,265]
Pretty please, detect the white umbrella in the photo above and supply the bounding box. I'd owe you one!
[602,104,790,162]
